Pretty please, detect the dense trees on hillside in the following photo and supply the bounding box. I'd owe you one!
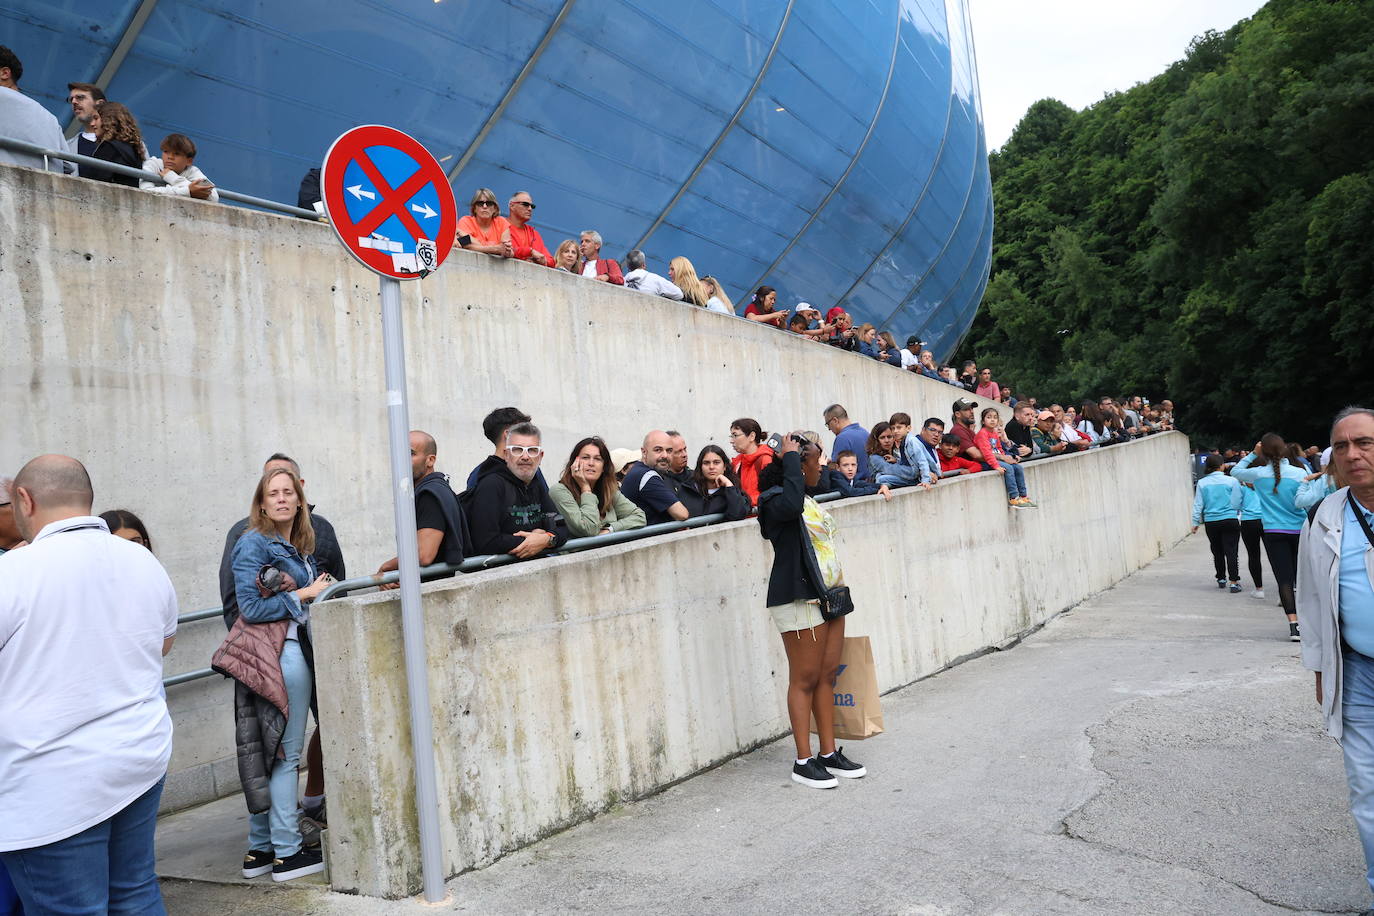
[957,0,1374,445]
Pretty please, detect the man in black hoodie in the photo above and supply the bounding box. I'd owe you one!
[467,422,565,558]
[374,430,468,581]
[466,406,548,494]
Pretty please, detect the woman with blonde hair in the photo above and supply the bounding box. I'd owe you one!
[701,276,734,314]
[87,100,144,187]
[457,187,512,257]
[668,257,709,308]
[227,467,334,882]
[553,239,581,273]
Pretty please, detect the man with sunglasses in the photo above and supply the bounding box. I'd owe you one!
[466,423,565,559]
[507,191,552,266]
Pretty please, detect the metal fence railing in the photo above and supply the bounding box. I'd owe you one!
[1,135,319,220]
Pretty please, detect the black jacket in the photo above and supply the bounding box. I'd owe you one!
[677,476,750,520]
[1006,419,1034,451]
[757,452,821,607]
[465,461,566,556]
[415,471,470,564]
[87,139,142,186]
[219,509,346,628]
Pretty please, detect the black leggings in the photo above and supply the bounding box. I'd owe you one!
[1240,519,1264,588]
[1203,519,1240,582]
[1262,531,1300,617]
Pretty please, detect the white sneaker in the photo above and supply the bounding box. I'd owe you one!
[1251,589,1265,600]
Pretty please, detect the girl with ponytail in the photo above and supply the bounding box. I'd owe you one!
[1231,433,1309,641]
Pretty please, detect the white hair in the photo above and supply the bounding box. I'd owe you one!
[580,230,602,248]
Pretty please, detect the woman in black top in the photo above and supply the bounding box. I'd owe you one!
[756,435,866,789]
[86,101,144,187]
[677,445,750,520]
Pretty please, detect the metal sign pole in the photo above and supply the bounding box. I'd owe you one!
[378,275,446,903]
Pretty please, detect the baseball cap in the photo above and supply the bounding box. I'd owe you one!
[794,302,819,315]
[609,448,639,475]
[952,398,978,412]
[906,335,924,348]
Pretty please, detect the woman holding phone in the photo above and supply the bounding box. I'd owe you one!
[548,437,646,537]
[227,467,333,882]
[757,434,866,788]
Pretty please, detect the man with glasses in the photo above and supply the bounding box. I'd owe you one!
[466,423,564,559]
[1298,407,1374,914]
[622,431,689,525]
[507,191,552,266]
[578,230,625,285]
[823,405,869,480]
[916,418,945,471]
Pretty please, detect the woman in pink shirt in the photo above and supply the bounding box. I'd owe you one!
[975,367,1001,400]
[975,408,1035,508]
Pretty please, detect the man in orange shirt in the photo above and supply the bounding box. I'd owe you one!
[507,191,552,266]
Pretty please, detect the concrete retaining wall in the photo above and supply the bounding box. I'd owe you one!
[3,164,1038,813]
[315,432,1191,898]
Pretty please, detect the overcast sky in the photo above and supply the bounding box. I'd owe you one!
[970,0,1267,151]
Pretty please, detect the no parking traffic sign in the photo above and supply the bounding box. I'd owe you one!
[321,125,457,280]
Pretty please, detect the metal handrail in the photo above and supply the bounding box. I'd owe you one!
[0,135,321,220]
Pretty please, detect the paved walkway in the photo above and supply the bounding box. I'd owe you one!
[159,534,1371,915]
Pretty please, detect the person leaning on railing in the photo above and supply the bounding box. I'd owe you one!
[676,445,750,520]
[457,187,512,258]
[84,100,144,188]
[548,437,646,537]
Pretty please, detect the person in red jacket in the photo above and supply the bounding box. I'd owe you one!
[578,230,624,284]
[507,191,552,266]
[729,417,775,506]
[937,435,984,475]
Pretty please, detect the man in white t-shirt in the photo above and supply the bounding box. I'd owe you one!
[0,455,178,914]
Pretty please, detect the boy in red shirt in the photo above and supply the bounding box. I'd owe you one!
[938,435,984,476]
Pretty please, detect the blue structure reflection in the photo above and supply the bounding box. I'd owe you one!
[6,0,991,359]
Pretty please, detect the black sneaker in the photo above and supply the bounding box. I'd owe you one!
[241,849,274,879]
[819,747,867,778]
[272,846,325,882]
[1290,622,1301,643]
[1216,578,1227,589]
[1229,583,1242,593]
[791,757,838,789]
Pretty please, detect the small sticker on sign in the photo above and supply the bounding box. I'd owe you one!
[416,238,437,273]
[391,252,417,272]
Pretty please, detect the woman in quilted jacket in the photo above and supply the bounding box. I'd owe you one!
[228,468,332,882]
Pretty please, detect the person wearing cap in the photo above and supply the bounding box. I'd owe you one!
[609,448,639,482]
[949,398,988,468]
[826,311,860,352]
[0,477,25,554]
[1031,411,1069,456]
[791,303,830,340]
[900,336,925,371]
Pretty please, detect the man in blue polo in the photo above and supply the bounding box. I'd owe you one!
[622,431,689,525]
[823,405,869,480]
[1298,406,1374,914]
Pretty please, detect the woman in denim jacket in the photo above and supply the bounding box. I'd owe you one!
[230,467,332,882]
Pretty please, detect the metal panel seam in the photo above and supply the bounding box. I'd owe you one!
[630,0,796,252]
[446,0,578,182]
[740,0,904,299]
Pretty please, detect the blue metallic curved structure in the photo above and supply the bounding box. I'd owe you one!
[6,0,992,359]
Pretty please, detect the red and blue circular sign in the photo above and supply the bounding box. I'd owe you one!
[321,125,458,280]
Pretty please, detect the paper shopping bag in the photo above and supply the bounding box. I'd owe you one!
[810,635,884,740]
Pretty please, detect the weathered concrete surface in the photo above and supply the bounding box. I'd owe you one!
[312,433,1191,897]
[158,533,1370,914]
[1,163,1018,814]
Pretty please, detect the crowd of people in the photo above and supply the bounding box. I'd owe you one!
[0,383,1179,907]
[1189,431,1351,643]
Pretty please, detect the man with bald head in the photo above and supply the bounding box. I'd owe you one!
[375,430,469,583]
[0,455,178,913]
[0,477,24,553]
[621,430,690,525]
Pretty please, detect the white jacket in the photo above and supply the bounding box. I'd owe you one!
[139,158,220,202]
[1298,487,1374,738]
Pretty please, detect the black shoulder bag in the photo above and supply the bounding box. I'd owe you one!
[1351,492,1374,549]
[797,506,854,621]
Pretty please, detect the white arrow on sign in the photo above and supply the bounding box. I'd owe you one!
[347,184,376,201]
[411,201,437,219]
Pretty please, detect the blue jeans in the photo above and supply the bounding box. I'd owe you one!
[996,459,1027,499]
[247,639,313,858]
[1343,650,1374,896]
[0,777,164,915]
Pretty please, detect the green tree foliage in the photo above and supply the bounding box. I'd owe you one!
[958,0,1374,444]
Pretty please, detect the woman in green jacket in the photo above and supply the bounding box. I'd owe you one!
[549,437,647,537]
